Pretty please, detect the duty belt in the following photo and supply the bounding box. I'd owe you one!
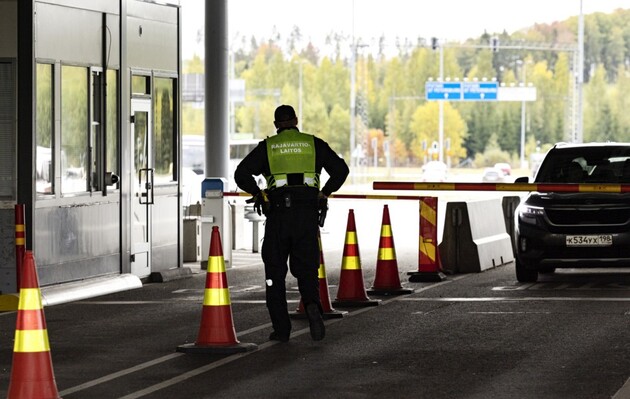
[268,191,317,210]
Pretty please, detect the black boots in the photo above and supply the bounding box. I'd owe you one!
[269,331,290,342]
[268,304,325,342]
[305,303,325,341]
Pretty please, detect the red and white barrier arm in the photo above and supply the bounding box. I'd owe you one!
[223,192,425,200]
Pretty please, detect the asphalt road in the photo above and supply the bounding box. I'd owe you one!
[1,194,630,398]
[1,249,630,398]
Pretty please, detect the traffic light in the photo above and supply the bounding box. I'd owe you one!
[431,37,438,51]
[491,36,499,52]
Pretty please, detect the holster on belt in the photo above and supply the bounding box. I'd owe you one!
[268,189,318,212]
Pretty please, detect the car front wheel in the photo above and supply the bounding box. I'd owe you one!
[515,258,538,283]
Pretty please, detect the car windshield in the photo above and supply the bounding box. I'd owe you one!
[535,146,630,184]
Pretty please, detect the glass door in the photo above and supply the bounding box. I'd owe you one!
[130,98,153,277]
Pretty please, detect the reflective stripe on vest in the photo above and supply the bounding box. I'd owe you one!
[265,129,319,189]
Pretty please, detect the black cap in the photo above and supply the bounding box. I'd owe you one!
[274,105,297,123]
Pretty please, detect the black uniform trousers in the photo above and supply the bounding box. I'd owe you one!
[261,195,320,337]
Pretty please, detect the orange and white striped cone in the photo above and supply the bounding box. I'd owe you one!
[368,205,414,295]
[177,226,257,354]
[332,210,380,307]
[291,230,347,319]
[409,197,446,282]
[7,251,61,399]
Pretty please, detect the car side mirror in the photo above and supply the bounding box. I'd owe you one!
[514,176,529,183]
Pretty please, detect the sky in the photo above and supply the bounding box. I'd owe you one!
[180,0,630,58]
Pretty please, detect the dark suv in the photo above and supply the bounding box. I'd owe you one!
[514,143,630,282]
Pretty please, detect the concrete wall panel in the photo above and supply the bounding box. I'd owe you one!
[127,0,178,71]
[127,16,178,71]
[35,3,103,63]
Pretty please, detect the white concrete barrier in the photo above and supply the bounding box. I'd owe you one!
[439,198,514,273]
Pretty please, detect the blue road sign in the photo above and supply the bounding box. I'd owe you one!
[462,82,498,101]
[425,81,499,101]
[425,82,462,100]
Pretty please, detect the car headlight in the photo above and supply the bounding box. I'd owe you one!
[518,204,544,224]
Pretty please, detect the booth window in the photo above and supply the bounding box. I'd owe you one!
[90,69,104,191]
[61,65,89,194]
[36,63,54,195]
[154,77,175,184]
[132,75,150,96]
[88,68,119,193]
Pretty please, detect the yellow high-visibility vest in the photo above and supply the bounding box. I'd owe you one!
[265,129,319,189]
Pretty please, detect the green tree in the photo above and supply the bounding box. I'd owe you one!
[599,102,619,141]
[584,64,608,141]
[202,5,630,168]
[474,133,511,167]
[409,101,467,164]
[182,104,204,135]
[528,60,562,145]
[327,104,350,157]
[611,65,630,141]
[184,55,204,74]
[467,50,496,80]
[315,56,348,112]
[303,95,330,143]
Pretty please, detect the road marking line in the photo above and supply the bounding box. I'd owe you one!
[231,299,300,304]
[492,283,535,291]
[60,278,458,397]
[76,298,292,305]
[401,297,630,302]
[493,282,630,291]
[116,348,272,399]
[468,311,551,314]
[59,353,184,396]
[79,301,167,305]
[58,322,274,397]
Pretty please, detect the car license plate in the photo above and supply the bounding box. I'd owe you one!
[566,235,613,247]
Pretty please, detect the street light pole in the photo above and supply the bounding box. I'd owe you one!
[229,46,235,136]
[521,97,526,169]
[350,41,357,171]
[576,0,584,143]
[438,42,444,163]
[519,60,528,169]
[349,0,357,180]
[298,60,303,128]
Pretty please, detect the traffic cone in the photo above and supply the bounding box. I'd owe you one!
[177,226,257,354]
[291,230,347,319]
[7,251,61,399]
[368,205,414,295]
[332,210,380,307]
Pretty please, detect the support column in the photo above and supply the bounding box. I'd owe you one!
[204,0,229,183]
[17,0,34,254]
